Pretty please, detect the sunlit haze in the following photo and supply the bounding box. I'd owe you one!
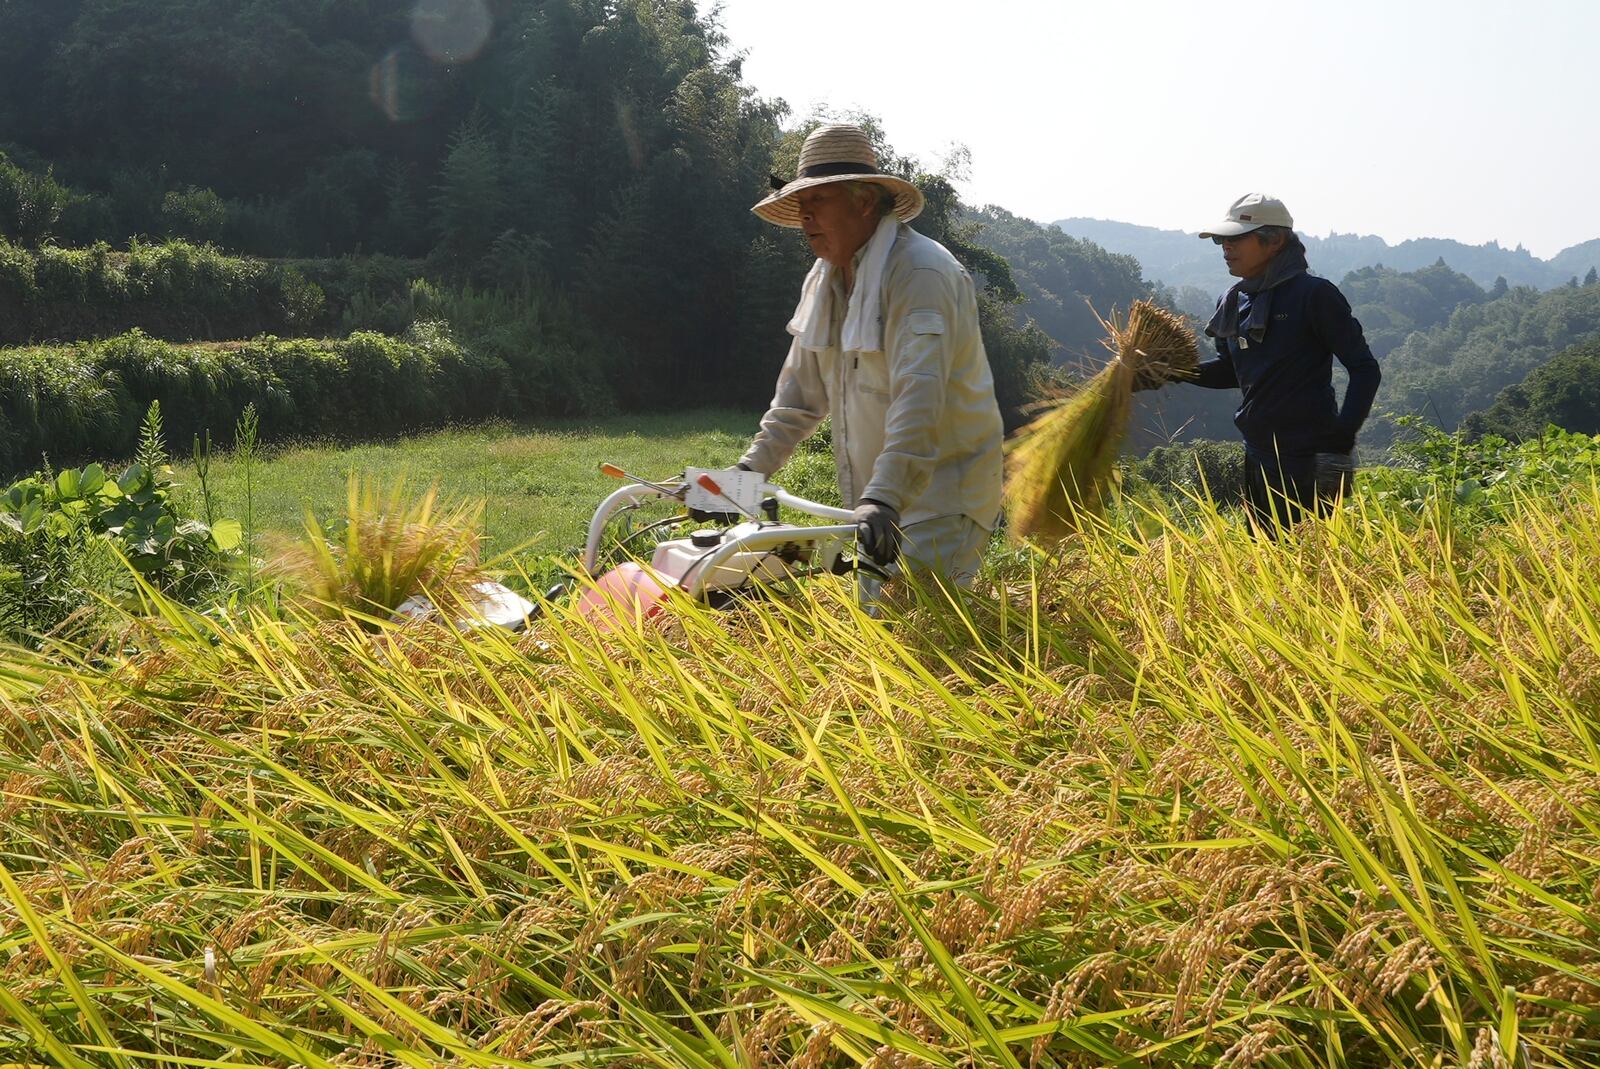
[700,0,1599,258]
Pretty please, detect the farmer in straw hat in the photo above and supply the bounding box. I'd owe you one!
[1143,193,1382,531]
[737,123,1003,585]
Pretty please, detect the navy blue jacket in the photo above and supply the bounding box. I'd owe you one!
[1195,274,1381,453]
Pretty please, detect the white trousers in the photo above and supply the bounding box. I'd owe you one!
[896,513,989,589]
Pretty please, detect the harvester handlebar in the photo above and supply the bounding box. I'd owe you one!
[582,464,856,573]
[763,485,853,522]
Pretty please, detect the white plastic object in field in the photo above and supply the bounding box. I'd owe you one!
[392,581,537,631]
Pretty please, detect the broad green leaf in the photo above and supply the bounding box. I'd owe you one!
[78,462,108,495]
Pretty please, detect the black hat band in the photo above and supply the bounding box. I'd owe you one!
[770,161,881,191]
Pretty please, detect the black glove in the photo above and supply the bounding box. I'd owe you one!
[1131,365,1165,392]
[852,499,901,566]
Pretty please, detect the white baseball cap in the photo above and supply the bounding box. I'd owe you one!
[1198,193,1294,238]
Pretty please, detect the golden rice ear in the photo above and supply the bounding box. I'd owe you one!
[1003,300,1197,546]
[1098,300,1200,386]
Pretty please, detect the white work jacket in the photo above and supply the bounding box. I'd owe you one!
[740,225,1004,529]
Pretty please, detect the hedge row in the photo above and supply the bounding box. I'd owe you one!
[0,326,512,474]
[0,239,430,346]
[0,239,327,345]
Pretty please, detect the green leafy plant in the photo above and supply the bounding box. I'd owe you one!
[1123,438,1248,514]
[0,326,512,473]
[1362,417,1600,526]
[0,477,119,644]
[0,236,326,346]
[0,403,242,643]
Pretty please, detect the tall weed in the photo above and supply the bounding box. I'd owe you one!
[267,476,484,623]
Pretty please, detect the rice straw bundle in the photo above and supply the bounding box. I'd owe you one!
[1003,300,1198,544]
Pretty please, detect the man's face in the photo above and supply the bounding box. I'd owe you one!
[1216,231,1278,279]
[796,184,879,267]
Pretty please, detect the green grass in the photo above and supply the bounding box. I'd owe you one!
[1,478,1598,1066]
[181,409,760,562]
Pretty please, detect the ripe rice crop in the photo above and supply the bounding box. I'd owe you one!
[0,486,1598,1066]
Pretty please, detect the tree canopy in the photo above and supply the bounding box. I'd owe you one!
[0,1,1087,422]
[1338,259,1486,358]
[1460,339,1600,441]
[1373,278,1600,446]
[963,205,1151,362]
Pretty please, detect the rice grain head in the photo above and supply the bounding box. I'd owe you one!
[1004,300,1197,545]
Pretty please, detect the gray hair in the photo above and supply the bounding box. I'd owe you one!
[1252,225,1296,249]
[843,180,898,217]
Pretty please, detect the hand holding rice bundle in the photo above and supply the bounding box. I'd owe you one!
[1003,300,1198,544]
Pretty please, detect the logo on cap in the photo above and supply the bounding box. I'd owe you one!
[1239,214,1252,221]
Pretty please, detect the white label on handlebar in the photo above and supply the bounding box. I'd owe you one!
[685,467,766,515]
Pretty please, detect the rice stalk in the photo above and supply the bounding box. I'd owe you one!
[1005,300,1198,544]
[1,477,1598,1065]
[266,474,485,623]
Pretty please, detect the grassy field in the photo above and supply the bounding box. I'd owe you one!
[180,409,766,562]
[1,470,1598,1066]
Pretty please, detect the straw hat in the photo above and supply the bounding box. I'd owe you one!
[752,123,924,228]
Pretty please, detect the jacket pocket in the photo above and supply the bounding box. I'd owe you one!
[853,350,890,396]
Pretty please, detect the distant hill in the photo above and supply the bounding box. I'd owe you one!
[1548,239,1600,281]
[1053,217,1600,295]
[965,205,1151,362]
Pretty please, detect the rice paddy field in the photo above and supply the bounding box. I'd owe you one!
[2,439,1599,1066]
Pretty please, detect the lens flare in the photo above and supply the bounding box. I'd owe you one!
[411,0,493,65]
[369,45,440,123]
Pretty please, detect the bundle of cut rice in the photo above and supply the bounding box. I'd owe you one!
[1003,300,1198,544]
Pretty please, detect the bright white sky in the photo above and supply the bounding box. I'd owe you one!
[699,0,1599,258]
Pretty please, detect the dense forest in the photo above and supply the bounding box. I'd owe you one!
[1372,276,1600,444]
[1462,338,1600,441]
[0,1,809,415]
[0,0,1144,461]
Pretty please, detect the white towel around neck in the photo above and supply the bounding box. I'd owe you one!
[787,215,900,353]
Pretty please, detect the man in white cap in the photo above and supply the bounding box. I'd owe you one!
[1146,193,1381,531]
[737,123,1003,585]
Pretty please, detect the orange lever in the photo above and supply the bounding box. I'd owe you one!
[697,474,723,495]
[599,462,626,479]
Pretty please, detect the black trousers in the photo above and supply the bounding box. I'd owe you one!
[1243,443,1349,534]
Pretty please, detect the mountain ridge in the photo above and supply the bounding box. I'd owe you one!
[1053,216,1600,294]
